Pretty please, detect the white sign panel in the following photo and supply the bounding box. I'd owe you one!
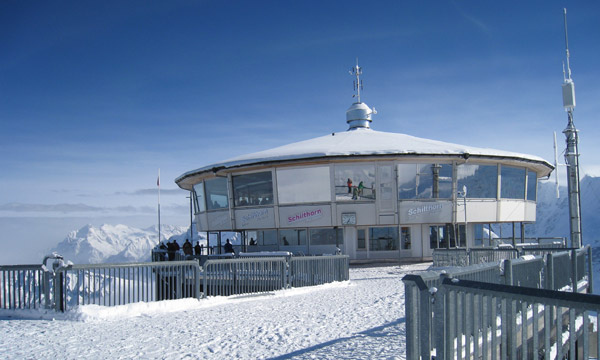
[207,210,232,230]
[279,205,332,228]
[235,207,275,229]
[399,201,452,224]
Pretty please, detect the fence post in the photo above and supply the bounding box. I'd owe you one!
[402,274,432,360]
[504,259,513,286]
[571,249,578,293]
[53,270,64,312]
[434,273,450,359]
[588,246,594,294]
[203,263,208,298]
[195,264,201,299]
[286,258,291,289]
[546,253,554,290]
[43,270,52,309]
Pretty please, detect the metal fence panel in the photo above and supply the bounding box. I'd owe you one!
[288,255,349,288]
[203,257,287,297]
[439,278,600,360]
[404,245,594,359]
[0,265,45,310]
[503,256,544,288]
[433,249,469,267]
[55,261,201,312]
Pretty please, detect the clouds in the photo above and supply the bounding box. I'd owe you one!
[0,202,187,215]
[115,188,184,196]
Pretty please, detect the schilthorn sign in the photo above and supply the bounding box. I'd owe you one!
[407,204,443,217]
[288,209,323,224]
[241,208,269,226]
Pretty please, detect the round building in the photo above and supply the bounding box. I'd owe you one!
[175,68,553,261]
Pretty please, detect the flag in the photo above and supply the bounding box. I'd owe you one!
[157,175,160,187]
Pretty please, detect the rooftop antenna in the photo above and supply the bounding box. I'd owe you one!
[560,8,582,248]
[349,58,363,103]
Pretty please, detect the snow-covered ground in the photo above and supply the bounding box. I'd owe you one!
[0,263,430,360]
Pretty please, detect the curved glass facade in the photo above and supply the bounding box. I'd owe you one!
[233,171,273,207]
[193,162,539,219]
[205,177,228,210]
[527,170,537,201]
[457,164,498,198]
[334,164,376,201]
[276,166,331,204]
[501,166,526,199]
[398,163,453,199]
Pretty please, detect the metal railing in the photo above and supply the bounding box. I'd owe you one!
[437,278,600,359]
[469,247,519,265]
[433,246,577,267]
[2,254,351,311]
[55,261,201,312]
[403,245,594,359]
[503,255,545,290]
[289,255,350,288]
[0,264,46,310]
[432,248,469,267]
[203,257,287,297]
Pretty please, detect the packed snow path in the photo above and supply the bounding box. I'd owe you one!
[0,264,430,359]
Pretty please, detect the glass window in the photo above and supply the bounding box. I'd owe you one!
[279,229,307,246]
[474,223,496,246]
[334,164,376,201]
[474,224,484,246]
[309,228,343,246]
[430,226,441,249]
[401,227,411,249]
[193,182,206,213]
[233,171,273,207]
[205,177,229,210]
[448,224,466,247]
[246,230,277,246]
[501,166,526,199]
[398,164,452,199]
[431,224,465,248]
[457,164,498,199]
[357,229,366,250]
[527,170,537,201]
[277,167,331,204]
[369,227,399,251]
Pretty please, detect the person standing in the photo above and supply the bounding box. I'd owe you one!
[224,239,234,254]
[347,178,353,193]
[182,239,193,256]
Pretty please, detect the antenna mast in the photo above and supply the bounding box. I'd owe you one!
[350,58,363,103]
[561,8,582,248]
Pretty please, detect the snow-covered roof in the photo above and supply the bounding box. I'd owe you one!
[176,128,553,189]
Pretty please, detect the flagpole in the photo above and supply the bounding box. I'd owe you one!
[157,168,161,245]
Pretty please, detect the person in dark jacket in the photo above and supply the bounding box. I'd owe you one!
[224,239,234,253]
[182,239,193,256]
[194,241,202,255]
[167,241,175,261]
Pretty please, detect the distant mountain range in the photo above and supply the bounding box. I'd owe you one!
[49,224,193,264]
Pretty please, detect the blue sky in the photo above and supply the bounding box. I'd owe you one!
[1,1,599,263]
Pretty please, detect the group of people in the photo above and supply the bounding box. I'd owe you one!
[346,178,364,200]
[158,238,240,259]
[159,239,204,260]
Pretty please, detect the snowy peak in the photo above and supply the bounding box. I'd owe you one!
[51,224,189,264]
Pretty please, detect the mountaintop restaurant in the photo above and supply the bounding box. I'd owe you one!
[175,64,553,261]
